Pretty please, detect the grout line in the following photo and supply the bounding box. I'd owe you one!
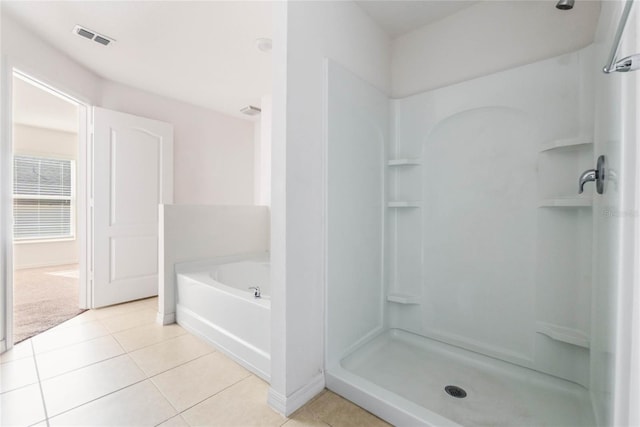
[30,340,51,427]
[139,346,216,379]
[112,328,190,354]
[101,320,162,336]
[32,337,126,382]
[45,377,151,421]
[51,346,218,425]
[89,302,157,323]
[31,326,112,357]
[148,377,180,422]
[38,352,128,383]
[173,373,254,416]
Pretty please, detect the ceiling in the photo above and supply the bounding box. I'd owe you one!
[13,75,79,133]
[4,1,480,119]
[3,1,272,120]
[356,1,478,38]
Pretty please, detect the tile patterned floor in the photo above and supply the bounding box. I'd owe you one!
[1,297,390,427]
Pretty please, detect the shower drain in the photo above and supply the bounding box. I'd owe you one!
[444,385,467,398]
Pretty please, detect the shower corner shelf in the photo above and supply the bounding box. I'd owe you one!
[539,136,593,153]
[536,322,590,348]
[538,197,593,208]
[387,158,421,166]
[387,293,421,304]
[388,201,421,208]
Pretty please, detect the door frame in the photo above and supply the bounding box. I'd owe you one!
[1,61,92,351]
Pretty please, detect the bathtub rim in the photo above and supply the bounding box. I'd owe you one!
[179,270,271,306]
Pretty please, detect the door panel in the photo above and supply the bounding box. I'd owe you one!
[93,107,172,308]
[110,128,160,225]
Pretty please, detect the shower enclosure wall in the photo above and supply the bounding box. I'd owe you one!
[325,44,602,425]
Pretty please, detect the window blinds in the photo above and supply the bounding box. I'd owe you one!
[13,155,74,240]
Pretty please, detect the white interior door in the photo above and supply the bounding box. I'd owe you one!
[92,107,173,308]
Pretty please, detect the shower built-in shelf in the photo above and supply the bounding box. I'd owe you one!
[388,201,421,208]
[387,158,421,166]
[540,136,593,153]
[536,322,590,348]
[538,197,593,208]
[387,293,421,304]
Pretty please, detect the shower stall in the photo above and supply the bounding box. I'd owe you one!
[323,2,636,425]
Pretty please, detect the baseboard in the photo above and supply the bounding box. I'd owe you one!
[14,260,79,270]
[268,373,325,416]
[156,311,175,325]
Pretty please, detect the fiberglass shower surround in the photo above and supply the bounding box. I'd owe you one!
[325,46,597,426]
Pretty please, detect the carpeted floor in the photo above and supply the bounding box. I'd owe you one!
[13,264,86,343]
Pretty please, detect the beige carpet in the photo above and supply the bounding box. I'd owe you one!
[13,264,86,343]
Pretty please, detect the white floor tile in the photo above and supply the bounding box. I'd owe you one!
[156,414,189,427]
[36,335,125,380]
[91,299,155,320]
[99,308,157,334]
[41,354,146,417]
[113,322,187,353]
[0,383,46,427]
[151,351,250,412]
[49,310,99,330]
[0,357,38,393]
[32,320,110,354]
[128,334,213,377]
[1,339,33,364]
[48,380,176,426]
[181,375,285,427]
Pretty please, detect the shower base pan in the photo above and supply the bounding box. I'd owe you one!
[326,329,595,426]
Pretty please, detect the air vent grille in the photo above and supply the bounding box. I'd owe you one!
[240,105,261,116]
[77,28,94,39]
[73,25,114,46]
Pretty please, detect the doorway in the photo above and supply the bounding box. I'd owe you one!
[10,71,88,344]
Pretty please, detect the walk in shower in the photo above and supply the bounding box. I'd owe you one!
[324,2,633,425]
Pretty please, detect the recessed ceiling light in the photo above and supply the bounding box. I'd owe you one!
[255,38,272,53]
[73,25,115,46]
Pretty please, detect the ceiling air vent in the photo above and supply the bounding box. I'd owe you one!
[73,25,115,46]
[240,105,261,116]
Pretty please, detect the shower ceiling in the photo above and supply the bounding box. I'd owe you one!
[2,1,272,120]
[355,0,478,37]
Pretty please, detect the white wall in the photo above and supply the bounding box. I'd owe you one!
[269,0,390,415]
[1,10,100,348]
[325,61,387,368]
[1,12,101,104]
[590,2,639,425]
[3,11,258,207]
[255,95,272,206]
[158,205,269,324]
[13,124,79,269]
[391,0,600,97]
[100,81,256,206]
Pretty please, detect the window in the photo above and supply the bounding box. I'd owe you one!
[13,155,75,240]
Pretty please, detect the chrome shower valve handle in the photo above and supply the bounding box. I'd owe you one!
[578,155,606,195]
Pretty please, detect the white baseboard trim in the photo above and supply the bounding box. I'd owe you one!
[268,373,325,416]
[156,311,175,325]
[14,260,79,270]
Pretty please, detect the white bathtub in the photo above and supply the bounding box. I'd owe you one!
[176,253,270,380]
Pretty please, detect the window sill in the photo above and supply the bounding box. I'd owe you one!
[14,237,77,245]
